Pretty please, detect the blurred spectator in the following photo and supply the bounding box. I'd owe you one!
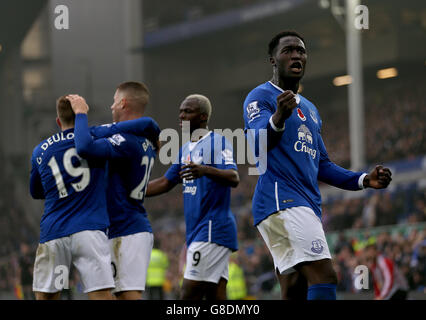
[364,244,409,300]
[17,243,34,300]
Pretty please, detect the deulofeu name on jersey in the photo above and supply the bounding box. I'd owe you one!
[41,132,75,151]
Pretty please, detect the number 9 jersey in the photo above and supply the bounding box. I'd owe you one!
[30,128,109,243]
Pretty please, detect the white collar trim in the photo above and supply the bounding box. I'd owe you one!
[188,130,212,151]
[268,81,301,105]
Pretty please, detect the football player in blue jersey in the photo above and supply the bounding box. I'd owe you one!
[146,94,240,300]
[243,31,392,300]
[30,96,114,300]
[67,82,159,300]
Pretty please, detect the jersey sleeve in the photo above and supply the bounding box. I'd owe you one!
[90,117,160,145]
[317,134,365,190]
[212,135,238,171]
[29,151,45,199]
[243,92,284,154]
[74,114,134,160]
[164,151,182,184]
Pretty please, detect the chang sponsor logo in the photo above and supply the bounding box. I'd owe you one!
[294,125,317,159]
[183,186,197,195]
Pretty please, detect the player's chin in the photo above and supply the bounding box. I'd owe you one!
[284,72,304,81]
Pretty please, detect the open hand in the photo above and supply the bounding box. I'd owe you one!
[66,94,89,115]
[179,162,209,181]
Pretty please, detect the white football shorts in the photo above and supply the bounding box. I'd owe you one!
[33,230,114,293]
[109,232,153,293]
[257,206,332,275]
[184,241,231,284]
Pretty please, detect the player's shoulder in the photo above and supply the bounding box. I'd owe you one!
[299,94,322,123]
[245,82,275,103]
[32,130,74,156]
[106,132,130,147]
[299,94,318,110]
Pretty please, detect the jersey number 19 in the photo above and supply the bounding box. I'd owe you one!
[47,148,90,199]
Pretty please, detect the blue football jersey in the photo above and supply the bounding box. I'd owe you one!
[74,114,157,239]
[243,81,365,226]
[165,131,238,251]
[30,129,109,243]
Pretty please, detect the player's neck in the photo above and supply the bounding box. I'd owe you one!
[190,125,209,142]
[271,74,299,94]
[121,112,143,122]
[61,124,74,131]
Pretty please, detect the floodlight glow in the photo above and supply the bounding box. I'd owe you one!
[333,75,352,86]
[377,67,398,79]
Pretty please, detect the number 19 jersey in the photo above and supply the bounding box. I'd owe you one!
[30,128,109,243]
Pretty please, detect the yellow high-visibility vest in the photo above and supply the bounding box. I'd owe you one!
[146,248,169,287]
[227,262,247,300]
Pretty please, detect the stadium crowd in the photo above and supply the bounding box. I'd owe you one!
[143,0,265,31]
[321,78,426,168]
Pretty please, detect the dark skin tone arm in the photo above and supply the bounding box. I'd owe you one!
[146,176,176,197]
[179,162,240,188]
[363,165,392,189]
[271,90,298,129]
[146,162,240,197]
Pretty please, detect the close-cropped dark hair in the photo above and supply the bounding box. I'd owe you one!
[268,30,306,57]
[56,95,75,126]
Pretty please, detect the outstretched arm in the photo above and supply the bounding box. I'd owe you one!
[318,135,392,190]
[318,133,367,190]
[362,165,392,189]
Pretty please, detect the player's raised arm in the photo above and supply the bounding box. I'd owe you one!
[67,95,115,159]
[244,96,289,152]
[90,117,161,149]
[272,90,298,129]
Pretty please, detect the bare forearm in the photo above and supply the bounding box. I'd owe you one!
[146,176,176,197]
[271,110,287,130]
[204,167,239,188]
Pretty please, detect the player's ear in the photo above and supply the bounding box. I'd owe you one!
[120,98,126,108]
[269,56,276,67]
[200,113,208,123]
[56,117,62,130]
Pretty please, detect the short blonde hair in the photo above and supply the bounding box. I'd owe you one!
[117,81,150,110]
[185,94,212,122]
